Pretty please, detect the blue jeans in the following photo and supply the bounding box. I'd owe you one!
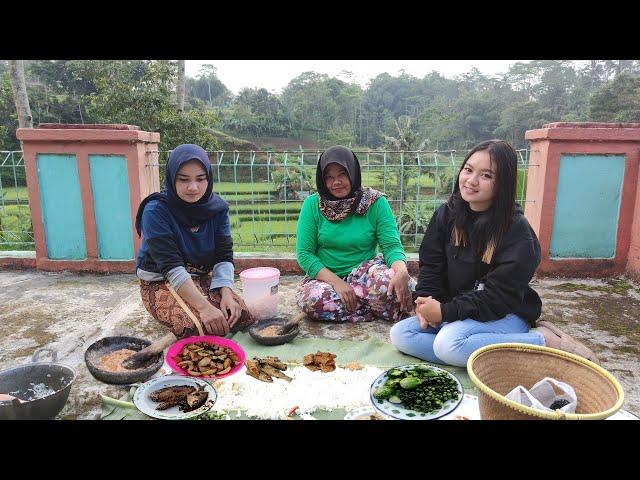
[389,314,545,367]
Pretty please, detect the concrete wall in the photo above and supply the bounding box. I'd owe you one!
[628,159,640,277]
[5,122,640,280]
[16,124,160,273]
[524,122,640,277]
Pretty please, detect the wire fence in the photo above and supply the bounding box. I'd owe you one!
[153,149,530,252]
[0,151,32,250]
[0,149,530,253]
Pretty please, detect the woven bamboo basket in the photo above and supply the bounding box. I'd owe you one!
[467,343,624,420]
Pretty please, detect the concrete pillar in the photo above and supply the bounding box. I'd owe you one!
[16,124,160,273]
[629,156,640,278]
[524,122,640,277]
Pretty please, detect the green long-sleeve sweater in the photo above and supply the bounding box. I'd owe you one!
[296,193,406,278]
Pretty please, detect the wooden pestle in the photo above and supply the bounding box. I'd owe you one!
[121,332,178,370]
[276,312,307,335]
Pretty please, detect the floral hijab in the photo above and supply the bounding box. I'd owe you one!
[316,145,384,222]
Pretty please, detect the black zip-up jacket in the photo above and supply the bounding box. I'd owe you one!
[414,203,542,326]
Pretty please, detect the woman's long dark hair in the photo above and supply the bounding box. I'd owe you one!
[447,139,518,264]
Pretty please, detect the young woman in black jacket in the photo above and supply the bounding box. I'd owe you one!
[390,140,598,366]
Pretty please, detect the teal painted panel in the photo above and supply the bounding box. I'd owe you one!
[89,155,134,260]
[550,154,625,258]
[37,154,86,259]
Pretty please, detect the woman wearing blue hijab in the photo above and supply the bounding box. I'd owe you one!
[135,144,254,339]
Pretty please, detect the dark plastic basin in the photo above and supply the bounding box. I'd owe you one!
[0,348,75,420]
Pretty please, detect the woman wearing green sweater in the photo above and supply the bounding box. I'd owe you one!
[295,145,415,322]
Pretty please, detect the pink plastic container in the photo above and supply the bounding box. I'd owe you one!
[166,336,246,380]
[239,267,280,321]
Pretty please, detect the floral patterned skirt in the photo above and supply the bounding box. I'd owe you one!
[295,255,416,323]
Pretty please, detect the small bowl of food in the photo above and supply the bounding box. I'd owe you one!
[249,316,300,346]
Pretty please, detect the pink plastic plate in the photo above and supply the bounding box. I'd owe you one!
[166,336,246,380]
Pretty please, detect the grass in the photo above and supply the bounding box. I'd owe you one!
[229,202,302,214]
[234,243,296,253]
[222,193,274,202]
[554,279,634,296]
[0,244,34,251]
[234,215,299,223]
[0,186,29,203]
[232,220,298,251]
[214,182,274,193]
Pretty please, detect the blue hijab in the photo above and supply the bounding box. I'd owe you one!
[135,144,229,234]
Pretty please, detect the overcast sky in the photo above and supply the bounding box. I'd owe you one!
[185,60,525,95]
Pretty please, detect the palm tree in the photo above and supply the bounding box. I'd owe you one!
[8,60,33,128]
[382,116,429,151]
[177,60,186,114]
[380,115,429,205]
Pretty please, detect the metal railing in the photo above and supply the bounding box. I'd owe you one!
[152,149,531,252]
[0,149,530,253]
[0,151,33,250]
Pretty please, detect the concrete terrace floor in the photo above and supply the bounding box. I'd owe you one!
[0,269,638,419]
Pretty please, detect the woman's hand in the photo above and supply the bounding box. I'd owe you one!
[415,297,430,329]
[388,261,412,312]
[219,287,242,328]
[175,278,229,335]
[198,303,229,336]
[333,279,358,312]
[315,268,358,312]
[415,296,442,329]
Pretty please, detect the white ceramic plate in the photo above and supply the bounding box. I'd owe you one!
[370,364,464,420]
[133,375,217,420]
[440,394,481,420]
[346,395,479,421]
[344,406,389,420]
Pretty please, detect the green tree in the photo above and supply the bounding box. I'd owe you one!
[361,72,427,146]
[223,87,290,137]
[590,74,640,122]
[494,101,552,147]
[27,60,104,124]
[319,124,356,148]
[0,70,20,150]
[603,60,640,80]
[6,59,640,154]
[281,72,362,142]
[446,92,504,148]
[187,64,232,108]
[72,60,220,149]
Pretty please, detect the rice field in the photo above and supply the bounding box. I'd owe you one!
[0,165,528,253]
